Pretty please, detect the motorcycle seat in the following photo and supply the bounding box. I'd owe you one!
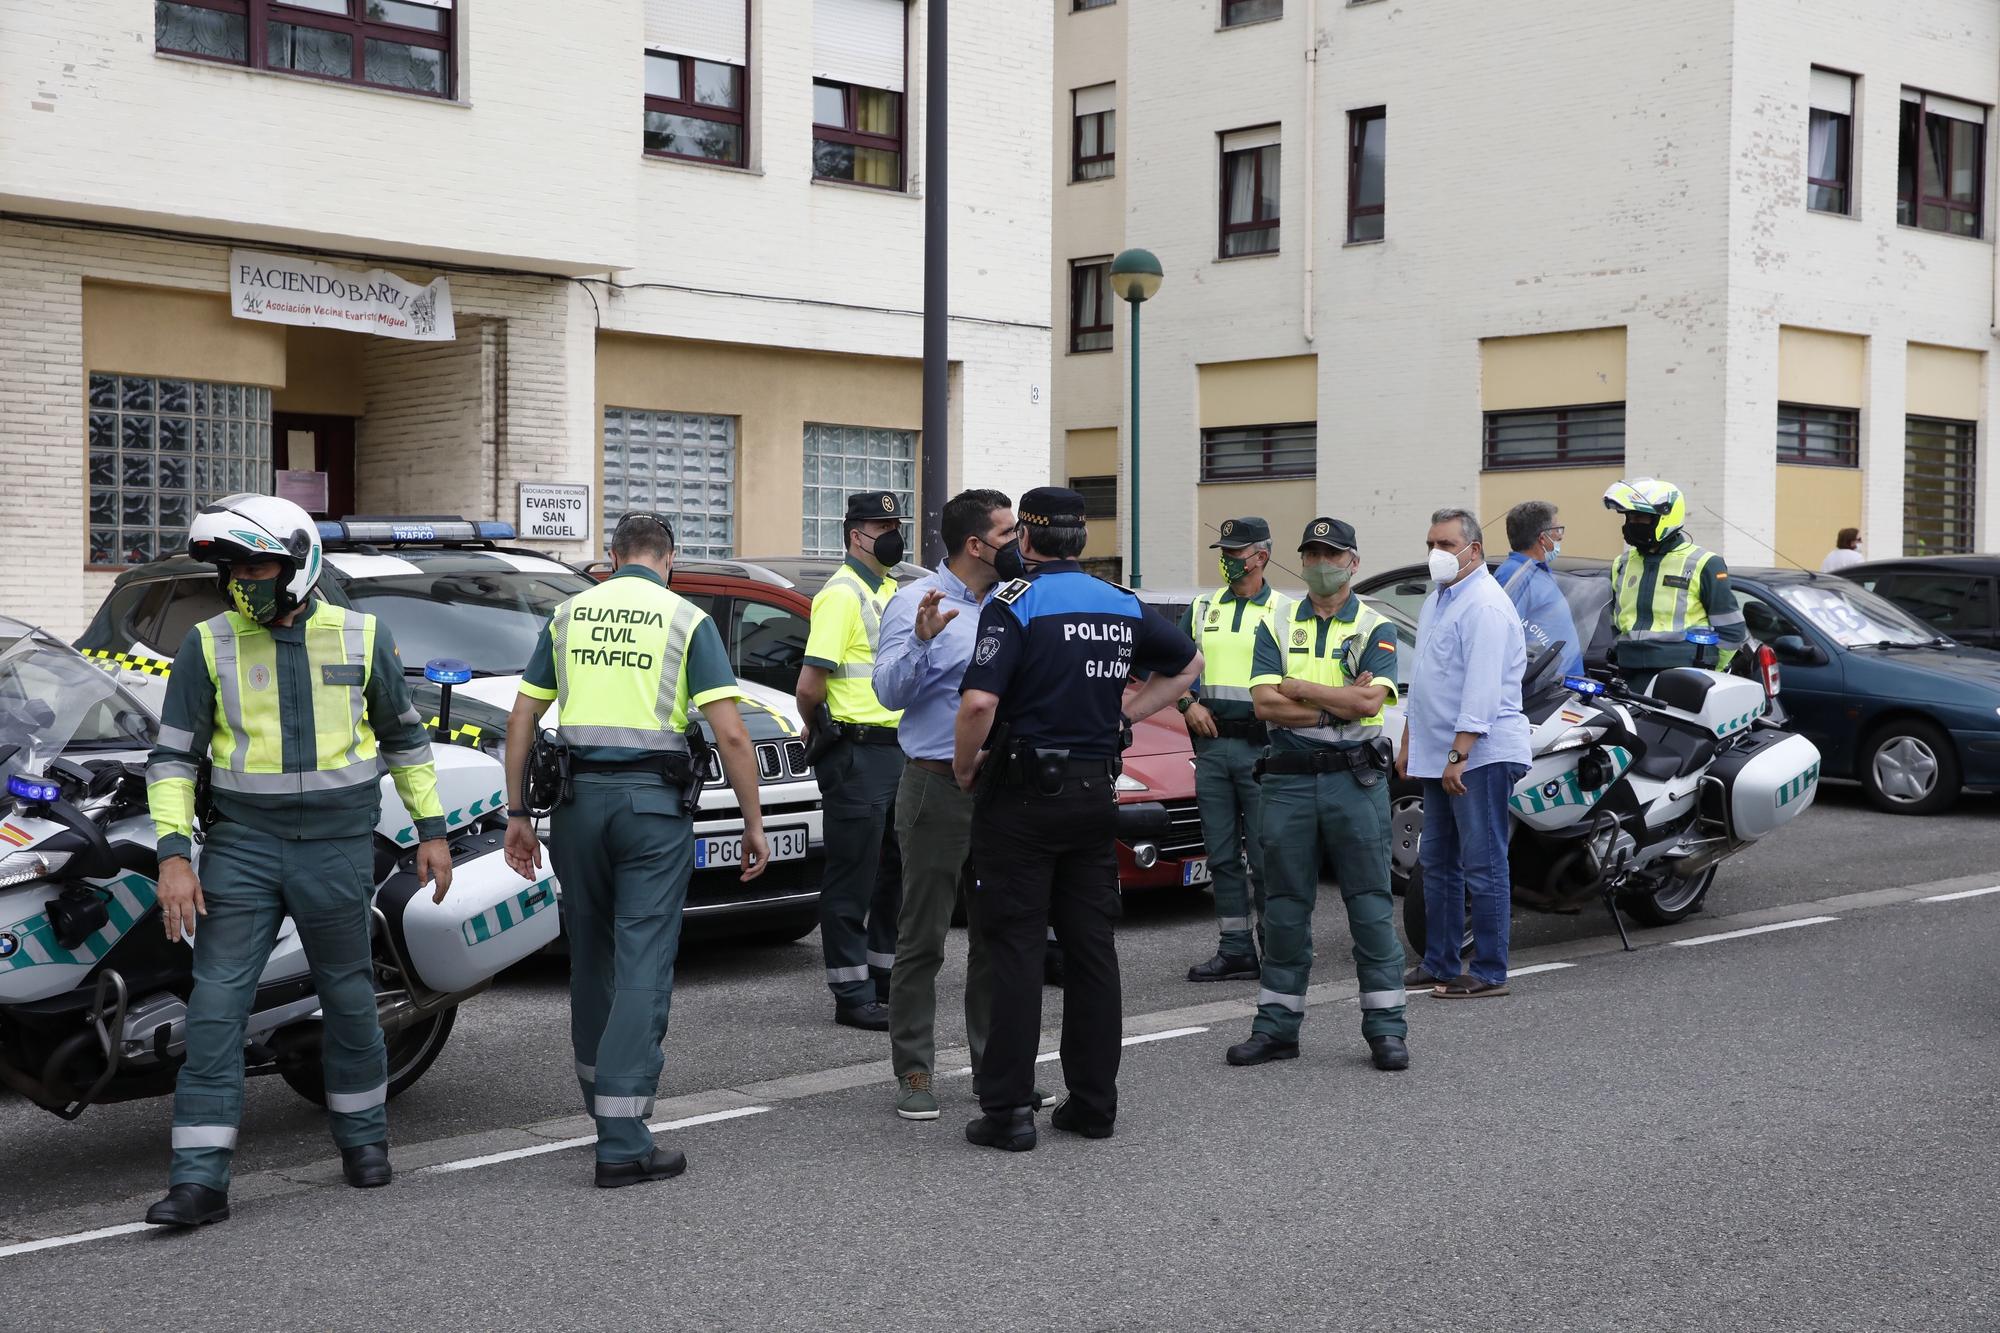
[1631,717,1717,782]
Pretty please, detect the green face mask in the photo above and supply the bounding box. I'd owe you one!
[1219,555,1252,584]
[228,575,283,624]
[1302,563,1354,597]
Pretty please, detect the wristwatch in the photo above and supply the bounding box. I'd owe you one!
[1176,695,1195,714]
[1446,748,1467,766]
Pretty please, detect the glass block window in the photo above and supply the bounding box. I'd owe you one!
[802,423,916,556]
[88,373,271,568]
[602,408,737,560]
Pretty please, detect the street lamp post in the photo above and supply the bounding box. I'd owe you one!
[1108,248,1163,588]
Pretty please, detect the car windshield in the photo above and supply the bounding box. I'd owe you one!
[343,568,594,674]
[1775,580,1941,648]
[0,635,153,783]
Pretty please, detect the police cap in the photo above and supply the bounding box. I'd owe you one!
[1210,516,1272,549]
[1297,516,1358,553]
[1019,486,1089,528]
[844,491,909,522]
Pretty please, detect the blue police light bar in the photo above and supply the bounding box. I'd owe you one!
[424,658,474,686]
[316,517,515,546]
[7,774,60,804]
[1564,676,1607,697]
[1685,628,1721,645]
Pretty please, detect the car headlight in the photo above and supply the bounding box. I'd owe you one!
[0,850,68,888]
[1114,773,1148,793]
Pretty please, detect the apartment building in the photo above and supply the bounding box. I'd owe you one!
[1053,0,1998,589]
[0,0,1050,636]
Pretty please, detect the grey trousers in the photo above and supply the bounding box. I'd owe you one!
[887,762,990,1080]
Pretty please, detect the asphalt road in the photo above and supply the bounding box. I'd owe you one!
[3,784,1997,1329]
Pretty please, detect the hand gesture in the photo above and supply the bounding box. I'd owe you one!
[416,837,455,904]
[740,827,770,883]
[159,857,206,943]
[914,589,959,642]
[504,815,543,881]
[1183,700,1219,739]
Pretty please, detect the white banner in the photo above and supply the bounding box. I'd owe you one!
[229,249,455,342]
[519,483,591,541]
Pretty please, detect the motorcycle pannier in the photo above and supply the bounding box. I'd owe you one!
[1699,728,1822,842]
[375,829,561,994]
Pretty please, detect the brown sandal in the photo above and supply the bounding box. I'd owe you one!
[1433,973,1510,998]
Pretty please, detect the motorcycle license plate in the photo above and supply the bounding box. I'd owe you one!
[1182,858,1212,886]
[695,826,807,870]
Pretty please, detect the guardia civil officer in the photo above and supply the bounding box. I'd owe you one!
[1604,477,1747,675]
[795,492,908,1030]
[144,494,453,1229]
[503,513,769,1187]
[954,487,1202,1151]
[1177,517,1292,983]
[1225,517,1410,1072]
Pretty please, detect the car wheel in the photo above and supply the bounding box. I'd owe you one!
[1861,719,1961,816]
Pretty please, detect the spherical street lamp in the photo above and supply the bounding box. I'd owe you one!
[1108,249,1164,587]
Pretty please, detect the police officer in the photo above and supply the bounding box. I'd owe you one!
[1178,516,1292,983]
[954,487,1202,1151]
[1604,477,1747,675]
[1226,517,1410,1072]
[503,512,769,1187]
[795,492,908,1030]
[144,494,453,1229]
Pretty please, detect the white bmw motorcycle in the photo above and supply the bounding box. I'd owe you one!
[0,632,556,1121]
[1399,639,1824,956]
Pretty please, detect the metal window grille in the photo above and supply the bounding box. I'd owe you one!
[802,423,915,556]
[88,373,272,568]
[1775,403,1859,467]
[1481,404,1626,470]
[1904,415,1977,556]
[602,408,736,559]
[1200,423,1317,482]
[1070,475,1118,518]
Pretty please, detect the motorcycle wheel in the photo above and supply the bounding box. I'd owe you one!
[1620,866,1717,927]
[279,1005,457,1107]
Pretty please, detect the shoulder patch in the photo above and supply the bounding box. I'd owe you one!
[994,579,1031,606]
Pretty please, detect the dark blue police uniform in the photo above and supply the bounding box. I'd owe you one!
[960,491,1197,1132]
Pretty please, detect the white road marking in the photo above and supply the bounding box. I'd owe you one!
[1669,916,1838,948]
[425,1106,771,1175]
[0,1222,154,1260]
[1036,1025,1210,1064]
[1920,885,2000,903]
[1506,962,1576,978]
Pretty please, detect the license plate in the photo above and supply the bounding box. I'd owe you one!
[1182,858,1211,886]
[695,826,807,870]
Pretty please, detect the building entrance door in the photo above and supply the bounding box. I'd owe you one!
[270,413,357,519]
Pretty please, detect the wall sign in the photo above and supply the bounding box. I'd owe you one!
[229,249,456,342]
[519,483,591,541]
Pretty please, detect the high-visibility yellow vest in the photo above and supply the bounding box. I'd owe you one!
[1611,541,1720,643]
[549,574,709,752]
[814,566,901,727]
[1272,596,1396,746]
[1190,584,1294,713]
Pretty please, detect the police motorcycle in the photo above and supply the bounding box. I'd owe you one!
[0,630,557,1121]
[1400,631,1823,958]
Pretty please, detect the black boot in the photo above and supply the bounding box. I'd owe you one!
[1368,1035,1411,1072]
[1225,1032,1300,1066]
[595,1146,689,1189]
[836,1000,890,1031]
[1050,1099,1114,1140]
[340,1142,392,1189]
[1187,951,1260,983]
[144,1183,230,1228]
[965,1107,1037,1152]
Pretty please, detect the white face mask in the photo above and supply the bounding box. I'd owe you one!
[1428,547,1467,586]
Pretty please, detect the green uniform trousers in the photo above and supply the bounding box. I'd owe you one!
[171,823,384,1190]
[887,762,991,1080]
[815,741,905,1007]
[552,773,694,1164]
[1194,734,1267,958]
[1255,766,1407,1042]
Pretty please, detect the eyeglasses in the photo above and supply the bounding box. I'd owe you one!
[1541,526,1567,540]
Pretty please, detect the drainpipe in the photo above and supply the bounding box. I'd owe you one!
[1301,0,1317,344]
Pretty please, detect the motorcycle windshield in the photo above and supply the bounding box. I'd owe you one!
[0,635,155,785]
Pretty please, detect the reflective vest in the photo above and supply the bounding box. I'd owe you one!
[815,566,901,727]
[1611,541,1721,644]
[549,574,708,752]
[1191,584,1293,715]
[1274,596,1395,746]
[199,601,392,796]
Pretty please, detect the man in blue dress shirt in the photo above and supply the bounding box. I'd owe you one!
[1496,499,1584,681]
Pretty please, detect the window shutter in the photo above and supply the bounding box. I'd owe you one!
[1809,68,1853,116]
[1074,83,1115,117]
[1926,93,1986,125]
[395,0,452,7]
[646,0,748,66]
[813,0,907,93]
[1221,124,1280,153]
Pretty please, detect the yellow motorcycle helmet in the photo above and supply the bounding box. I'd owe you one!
[1603,477,1686,548]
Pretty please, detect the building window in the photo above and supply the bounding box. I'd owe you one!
[1222,0,1281,27]
[1899,89,1987,237]
[602,409,737,560]
[803,423,915,556]
[1070,475,1118,518]
[1200,423,1316,482]
[1219,128,1280,257]
[1776,403,1859,467]
[1348,106,1386,241]
[1073,0,1115,9]
[1904,416,1977,555]
[88,373,272,569]
[1807,68,1855,216]
[1069,258,1114,354]
[1482,405,1626,470]
[155,0,454,98]
[1073,84,1116,182]
[644,52,746,166]
[811,0,907,189]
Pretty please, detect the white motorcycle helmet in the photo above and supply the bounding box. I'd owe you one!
[187,493,324,623]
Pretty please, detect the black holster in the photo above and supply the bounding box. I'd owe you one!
[524,730,572,817]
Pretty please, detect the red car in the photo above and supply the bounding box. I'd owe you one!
[1113,700,1209,891]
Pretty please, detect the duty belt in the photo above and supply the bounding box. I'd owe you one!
[834,722,901,746]
[572,753,697,785]
[1258,738,1391,787]
[1211,718,1268,743]
[990,747,1120,797]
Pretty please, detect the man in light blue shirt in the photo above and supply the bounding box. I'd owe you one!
[1497,499,1584,681]
[1398,507,1532,998]
[873,489,1042,1122]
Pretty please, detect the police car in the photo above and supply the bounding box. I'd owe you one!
[74,517,825,943]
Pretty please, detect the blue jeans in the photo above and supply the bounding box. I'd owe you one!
[1420,762,1527,986]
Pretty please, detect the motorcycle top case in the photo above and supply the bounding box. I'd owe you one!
[376,829,558,994]
[1701,727,1822,841]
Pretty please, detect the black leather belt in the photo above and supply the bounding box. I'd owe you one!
[837,723,902,746]
[1212,719,1268,743]
[573,754,693,784]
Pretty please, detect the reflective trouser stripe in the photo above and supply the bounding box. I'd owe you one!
[595,1095,655,1119]
[1257,988,1306,1013]
[827,964,870,984]
[575,1061,595,1082]
[1358,988,1407,1009]
[866,951,896,970]
[559,725,692,751]
[1218,916,1252,932]
[156,723,195,751]
[325,1082,389,1114]
[210,763,380,795]
[172,1126,238,1150]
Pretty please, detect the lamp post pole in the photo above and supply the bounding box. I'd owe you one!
[1127,296,1142,588]
[1108,248,1163,589]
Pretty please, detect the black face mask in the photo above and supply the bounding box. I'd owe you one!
[866,528,906,568]
[1622,517,1659,550]
[991,540,1030,582]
